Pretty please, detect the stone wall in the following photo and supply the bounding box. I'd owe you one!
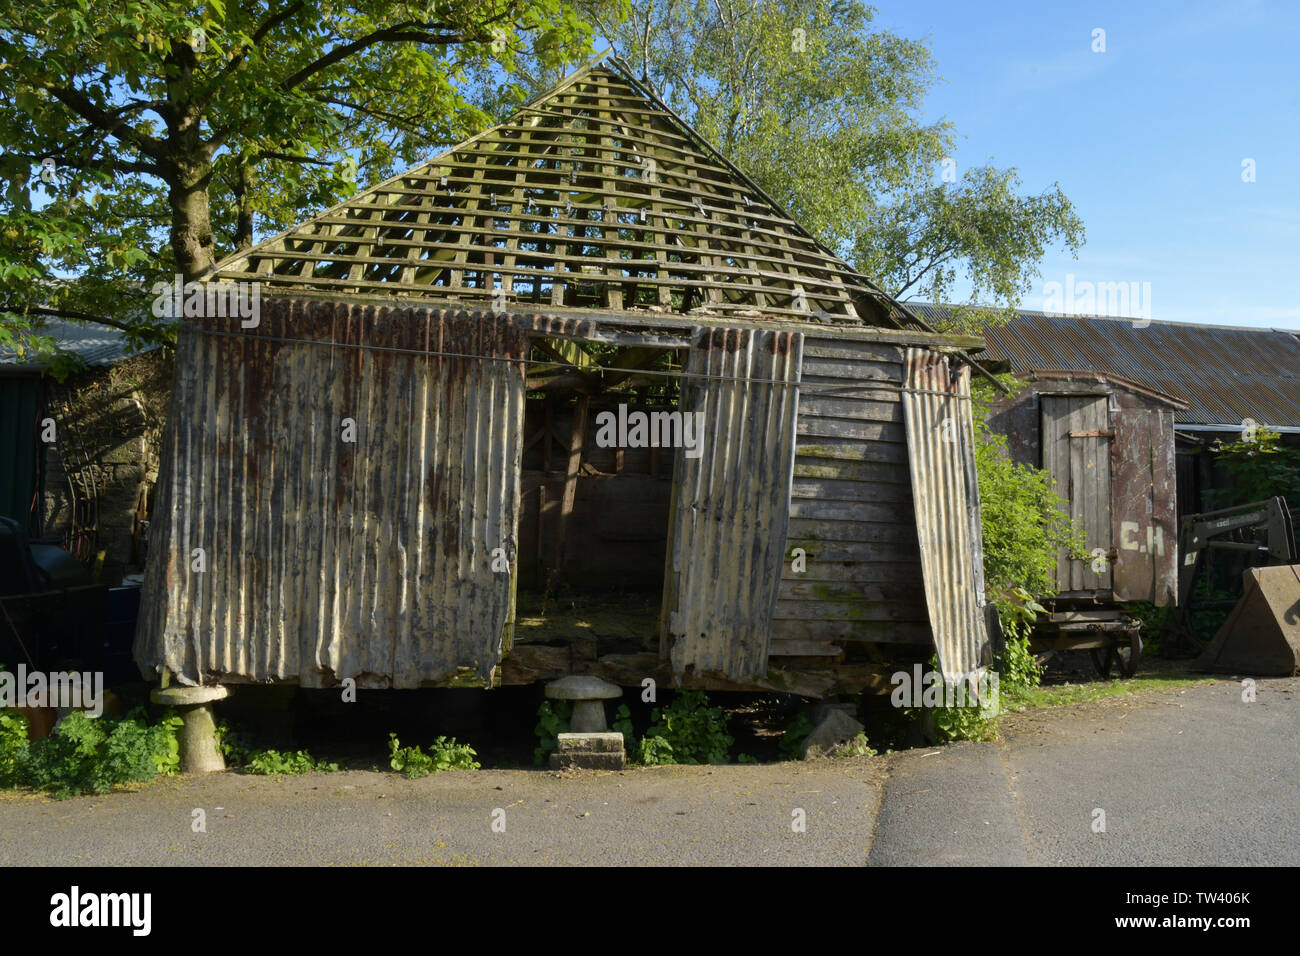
[40,350,172,584]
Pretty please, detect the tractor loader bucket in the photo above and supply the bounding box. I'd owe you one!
[1196,565,1300,676]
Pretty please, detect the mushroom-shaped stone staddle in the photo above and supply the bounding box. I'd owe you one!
[545,676,623,733]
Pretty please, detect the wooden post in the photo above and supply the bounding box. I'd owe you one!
[543,399,554,473]
[537,484,548,582]
[552,394,590,576]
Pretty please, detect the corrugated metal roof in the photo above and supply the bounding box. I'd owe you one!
[0,318,157,370]
[911,306,1300,428]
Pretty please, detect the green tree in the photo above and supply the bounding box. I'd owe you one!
[972,377,1086,612]
[475,0,1083,328]
[1207,427,1300,511]
[0,0,602,366]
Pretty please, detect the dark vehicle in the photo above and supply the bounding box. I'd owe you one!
[0,516,139,684]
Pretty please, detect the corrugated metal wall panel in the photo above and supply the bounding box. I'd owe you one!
[135,300,526,687]
[901,348,991,682]
[664,326,802,682]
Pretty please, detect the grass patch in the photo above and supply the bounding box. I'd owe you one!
[1012,673,1215,711]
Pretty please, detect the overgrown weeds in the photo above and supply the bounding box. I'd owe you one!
[0,709,181,799]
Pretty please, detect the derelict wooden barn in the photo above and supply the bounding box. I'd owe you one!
[135,64,992,697]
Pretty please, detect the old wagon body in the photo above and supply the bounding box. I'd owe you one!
[985,369,1187,606]
[135,64,992,697]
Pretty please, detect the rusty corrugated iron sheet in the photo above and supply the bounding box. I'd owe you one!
[1111,406,1179,605]
[664,326,803,682]
[969,309,1300,428]
[134,299,527,687]
[901,348,990,682]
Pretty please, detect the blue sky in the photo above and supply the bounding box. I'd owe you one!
[871,0,1299,328]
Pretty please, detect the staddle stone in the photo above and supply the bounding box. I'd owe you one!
[550,732,627,770]
[151,684,230,773]
[545,676,622,733]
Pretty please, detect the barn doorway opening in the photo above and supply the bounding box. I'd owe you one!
[514,335,686,656]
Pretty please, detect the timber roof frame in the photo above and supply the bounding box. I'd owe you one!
[211,61,933,333]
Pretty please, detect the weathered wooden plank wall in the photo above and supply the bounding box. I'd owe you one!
[987,373,1183,605]
[773,337,931,656]
[1111,406,1178,605]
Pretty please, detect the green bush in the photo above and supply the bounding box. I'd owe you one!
[904,654,1001,744]
[634,734,675,766]
[611,703,637,754]
[828,733,876,758]
[1207,427,1300,510]
[998,617,1044,702]
[973,378,1088,617]
[532,699,571,766]
[0,710,30,787]
[214,719,252,767]
[927,701,999,743]
[387,733,479,779]
[778,713,814,759]
[639,691,733,765]
[15,709,182,799]
[243,749,338,775]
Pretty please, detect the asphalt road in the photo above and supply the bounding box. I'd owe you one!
[0,675,1295,866]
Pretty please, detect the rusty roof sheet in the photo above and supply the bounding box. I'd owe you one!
[914,307,1300,428]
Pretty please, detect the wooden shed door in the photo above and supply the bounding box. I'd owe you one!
[1110,407,1178,605]
[661,326,803,682]
[1041,395,1112,591]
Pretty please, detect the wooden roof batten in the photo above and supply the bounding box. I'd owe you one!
[212,61,931,332]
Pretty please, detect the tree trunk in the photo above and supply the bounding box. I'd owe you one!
[233,159,254,253]
[163,45,216,283]
[169,168,216,282]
